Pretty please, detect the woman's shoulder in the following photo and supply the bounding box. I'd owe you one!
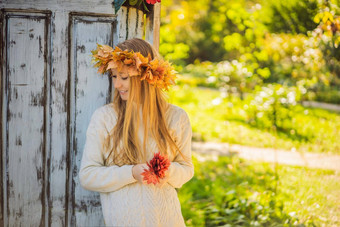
[89,103,117,129]
[92,103,116,118]
[168,103,186,116]
[167,104,190,126]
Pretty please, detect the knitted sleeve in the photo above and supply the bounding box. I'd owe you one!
[79,107,137,193]
[167,109,194,188]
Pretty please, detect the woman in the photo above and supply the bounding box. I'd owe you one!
[79,38,194,227]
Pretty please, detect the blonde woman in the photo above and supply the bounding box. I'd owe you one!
[79,38,194,227]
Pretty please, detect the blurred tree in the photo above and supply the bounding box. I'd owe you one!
[263,0,319,34]
[312,0,340,85]
[160,0,321,63]
[159,0,210,65]
[159,0,340,103]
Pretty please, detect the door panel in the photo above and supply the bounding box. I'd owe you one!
[0,1,151,226]
[3,12,51,226]
[69,14,116,226]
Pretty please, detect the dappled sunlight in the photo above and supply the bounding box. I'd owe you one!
[178,154,340,226]
[163,0,340,225]
[168,85,340,153]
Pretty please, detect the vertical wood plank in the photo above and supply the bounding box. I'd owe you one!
[116,6,144,43]
[49,11,68,227]
[0,10,7,227]
[4,14,50,226]
[145,3,160,51]
[116,6,128,44]
[0,9,4,227]
[68,14,116,227]
[127,7,137,40]
[135,8,144,39]
[126,7,143,39]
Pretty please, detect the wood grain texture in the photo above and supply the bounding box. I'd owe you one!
[4,12,50,226]
[116,6,144,44]
[145,2,160,51]
[49,11,69,227]
[0,1,155,226]
[116,6,128,43]
[126,7,144,39]
[0,1,116,14]
[0,10,4,227]
[68,14,116,227]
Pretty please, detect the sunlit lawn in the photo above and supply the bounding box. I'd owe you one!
[170,84,340,225]
[178,154,340,226]
[168,85,340,154]
[278,165,340,225]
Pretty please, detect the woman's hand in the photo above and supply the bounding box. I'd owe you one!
[132,163,170,188]
[132,164,148,184]
[155,171,169,188]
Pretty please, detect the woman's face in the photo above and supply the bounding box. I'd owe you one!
[111,70,130,101]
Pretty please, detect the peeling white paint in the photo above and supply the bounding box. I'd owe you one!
[1,1,158,226]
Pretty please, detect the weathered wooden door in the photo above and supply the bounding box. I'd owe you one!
[0,1,159,226]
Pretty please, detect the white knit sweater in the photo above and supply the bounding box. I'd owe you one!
[79,103,194,227]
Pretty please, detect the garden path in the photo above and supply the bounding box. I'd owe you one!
[302,101,340,112]
[192,142,340,171]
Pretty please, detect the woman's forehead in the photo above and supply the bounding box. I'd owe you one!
[110,69,129,76]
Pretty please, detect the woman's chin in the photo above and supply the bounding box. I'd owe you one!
[120,94,128,101]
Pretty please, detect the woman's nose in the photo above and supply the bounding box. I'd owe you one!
[114,78,121,88]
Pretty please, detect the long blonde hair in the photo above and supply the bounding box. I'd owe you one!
[104,38,179,166]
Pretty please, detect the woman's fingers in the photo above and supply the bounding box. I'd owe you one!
[155,172,169,188]
[132,164,148,184]
[133,164,170,188]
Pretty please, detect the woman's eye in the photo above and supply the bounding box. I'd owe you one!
[111,75,117,78]
[122,77,128,80]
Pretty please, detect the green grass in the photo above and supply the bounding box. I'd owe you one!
[168,85,340,154]
[278,165,340,225]
[178,154,340,226]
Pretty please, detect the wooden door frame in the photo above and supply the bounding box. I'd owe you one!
[0,8,52,226]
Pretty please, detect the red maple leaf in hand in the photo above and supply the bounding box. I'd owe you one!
[142,152,170,185]
[142,171,159,184]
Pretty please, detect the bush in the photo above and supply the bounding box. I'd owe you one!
[247,84,302,131]
[178,155,303,226]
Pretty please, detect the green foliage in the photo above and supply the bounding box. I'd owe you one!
[160,0,208,64]
[128,0,139,5]
[263,0,319,34]
[311,2,340,86]
[313,88,340,104]
[180,60,265,98]
[161,3,340,225]
[114,0,151,14]
[178,155,299,226]
[161,0,340,104]
[160,0,267,63]
[178,154,340,226]
[247,84,302,130]
[160,0,320,62]
[168,85,340,153]
[277,165,340,225]
[260,34,327,85]
[159,24,190,65]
